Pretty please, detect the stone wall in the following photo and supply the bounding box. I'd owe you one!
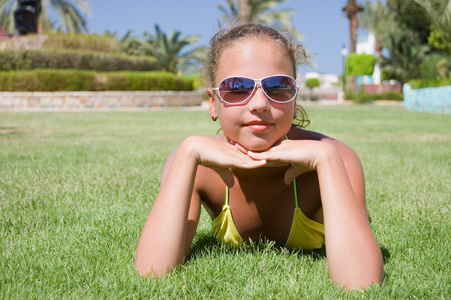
[403,84,451,114]
[0,90,204,110]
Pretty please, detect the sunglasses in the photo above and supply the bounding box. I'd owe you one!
[212,75,299,105]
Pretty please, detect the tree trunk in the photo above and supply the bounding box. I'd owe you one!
[350,14,358,53]
[239,0,250,24]
[375,40,383,93]
[343,0,363,91]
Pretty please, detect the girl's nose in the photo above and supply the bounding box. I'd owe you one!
[247,84,271,112]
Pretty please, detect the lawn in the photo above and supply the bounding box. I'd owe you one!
[1,105,450,299]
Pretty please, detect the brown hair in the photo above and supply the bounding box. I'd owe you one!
[205,23,310,128]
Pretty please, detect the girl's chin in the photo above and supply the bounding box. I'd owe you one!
[246,144,272,152]
[241,139,281,152]
[226,134,285,152]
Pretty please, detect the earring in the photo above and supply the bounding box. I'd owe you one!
[211,115,218,121]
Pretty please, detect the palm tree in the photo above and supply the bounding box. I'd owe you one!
[359,1,394,61]
[415,0,451,30]
[217,0,302,40]
[342,0,363,53]
[379,28,430,83]
[359,1,396,90]
[0,0,89,34]
[108,30,153,56]
[143,25,207,74]
[342,0,363,91]
[239,0,249,23]
[414,0,451,53]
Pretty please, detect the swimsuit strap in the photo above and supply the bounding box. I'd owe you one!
[285,135,300,208]
[225,185,229,205]
[293,177,299,208]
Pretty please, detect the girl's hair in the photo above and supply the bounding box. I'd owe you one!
[205,23,310,128]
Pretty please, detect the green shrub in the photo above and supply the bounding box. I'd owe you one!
[0,70,95,91]
[408,78,451,89]
[345,90,403,103]
[305,78,320,90]
[105,71,193,91]
[0,33,120,52]
[0,49,157,72]
[420,54,451,80]
[43,33,119,52]
[0,70,194,92]
[183,74,204,89]
[346,53,376,76]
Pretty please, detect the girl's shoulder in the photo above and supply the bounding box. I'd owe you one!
[288,127,334,143]
[289,127,360,162]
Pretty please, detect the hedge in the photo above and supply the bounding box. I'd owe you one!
[0,33,119,52]
[345,90,404,103]
[346,53,376,76]
[305,78,320,90]
[0,70,194,92]
[0,49,157,72]
[408,78,451,89]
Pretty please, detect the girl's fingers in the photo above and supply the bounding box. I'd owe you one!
[246,150,267,160]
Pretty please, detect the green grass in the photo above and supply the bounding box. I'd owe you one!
[1,106,450,298]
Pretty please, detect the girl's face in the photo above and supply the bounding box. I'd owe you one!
[208,38,297,152]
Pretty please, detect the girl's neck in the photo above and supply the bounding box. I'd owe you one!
[231,165,289,183]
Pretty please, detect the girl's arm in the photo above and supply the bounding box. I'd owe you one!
[246,140,384,289]
[135,136,266,277]
[316,141,384,289]
[135,137,201,277]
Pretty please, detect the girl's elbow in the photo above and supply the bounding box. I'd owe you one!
[331,264,385,291]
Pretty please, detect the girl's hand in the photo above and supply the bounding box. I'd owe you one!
[236,139,335,185]
[185,136,267,187]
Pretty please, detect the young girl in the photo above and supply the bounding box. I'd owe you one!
[135,23,384,289]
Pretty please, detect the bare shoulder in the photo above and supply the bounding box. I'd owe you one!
[290,126,366,202]
[161,134,225,185]
[289,127,361,164]
[161,135,226,216]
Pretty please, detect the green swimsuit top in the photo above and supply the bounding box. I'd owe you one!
[212,178,325,250]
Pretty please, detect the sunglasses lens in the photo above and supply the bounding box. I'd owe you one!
[219,77,255,104]
[262,76,297,102]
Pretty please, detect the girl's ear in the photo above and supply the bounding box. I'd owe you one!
[207,88,218,118]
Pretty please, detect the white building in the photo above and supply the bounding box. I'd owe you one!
[298,72,340,101]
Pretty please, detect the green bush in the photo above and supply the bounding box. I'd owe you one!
[0,33,120,52]
[0,70,194,92]
[104,71,193,91]
[345,90,403,103]
[0,49,157,72]
[346,53,376,76]
[43,33,119,52]
[305,78,320,90]
[420,54,451,80]
[408,78,451,89]
[0,70,95,91]
[183,74,204,89]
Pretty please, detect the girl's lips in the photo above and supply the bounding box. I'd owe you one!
[243,121,273,131]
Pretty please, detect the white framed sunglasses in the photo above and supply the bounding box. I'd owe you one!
[212,75,299,105]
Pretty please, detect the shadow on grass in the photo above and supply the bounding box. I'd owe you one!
[187,231,391,265]
[187,231,327,263]
[0,127,26,136]
[380,246,391,263]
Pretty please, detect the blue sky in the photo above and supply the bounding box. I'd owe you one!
[87,0,361,75]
